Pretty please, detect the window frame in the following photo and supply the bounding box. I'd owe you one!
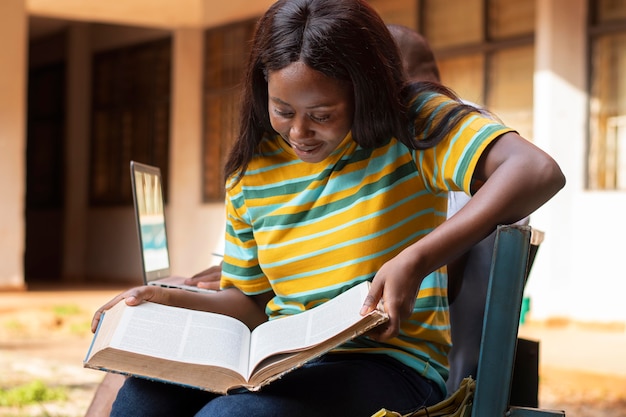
[587,0,626,190]
[201,19,257,202]
[417,0,535,109]
[89,37,172,206]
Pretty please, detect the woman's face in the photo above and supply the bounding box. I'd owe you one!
[267,61,354,163]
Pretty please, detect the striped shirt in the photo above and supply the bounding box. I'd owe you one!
[221,92,513,393]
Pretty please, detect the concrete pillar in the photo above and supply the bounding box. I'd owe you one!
[63,23,91,282]
[168,28,209,277]
[0,0,27,290]
[526,0,587,319]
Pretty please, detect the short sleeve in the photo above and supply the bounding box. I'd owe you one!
[413,94,514,195]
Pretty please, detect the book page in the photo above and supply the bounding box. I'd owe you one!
[248,281,372,376]
[109,302,250,378]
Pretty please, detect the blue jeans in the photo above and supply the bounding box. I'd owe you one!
[110,353,443,417]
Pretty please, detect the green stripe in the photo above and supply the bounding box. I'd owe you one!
[453,123,508,186]
[253,160,418,229]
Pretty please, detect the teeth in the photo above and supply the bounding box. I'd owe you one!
[293,143,316,151]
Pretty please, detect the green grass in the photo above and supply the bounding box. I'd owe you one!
[69,321,92,336]
[52,304,82,317]
[54,304,92,336]
[0,380,67,407]
[2,319,25,332]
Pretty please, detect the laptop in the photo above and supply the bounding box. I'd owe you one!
[130,161,215,293]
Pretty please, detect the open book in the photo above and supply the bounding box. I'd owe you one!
[83,281,387,394]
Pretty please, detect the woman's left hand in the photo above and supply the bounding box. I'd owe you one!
[360,253,423,341]
[91,285,172,333]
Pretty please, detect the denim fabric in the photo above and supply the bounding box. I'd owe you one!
[110,353,443,417]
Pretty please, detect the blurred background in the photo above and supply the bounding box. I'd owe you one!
[1,0,626,416]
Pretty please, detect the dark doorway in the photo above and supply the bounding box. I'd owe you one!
[24,30,67,283]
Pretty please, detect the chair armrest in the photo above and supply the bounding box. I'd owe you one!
[507,406,566,416]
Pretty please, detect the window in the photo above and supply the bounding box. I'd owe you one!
[90,38,171,205]
[437,54,485,106]
[422,0,484,49]
[366,0,418,28]
[419,0,535,139]
[202,20,257,201]
[487,45,535,140]
[588,0,626,190]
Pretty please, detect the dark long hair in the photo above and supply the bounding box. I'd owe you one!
[225,0,476,183]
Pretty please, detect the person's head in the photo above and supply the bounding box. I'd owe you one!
[267,61,354,163]
[387,24,441,83]
[226,0,411,178]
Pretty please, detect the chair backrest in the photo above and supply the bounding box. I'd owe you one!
[472,225,565,417]
[447,221,536,397]
[370,225,565,417]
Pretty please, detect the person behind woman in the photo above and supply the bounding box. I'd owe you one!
[91,1,565,416]
[387,23,536,397]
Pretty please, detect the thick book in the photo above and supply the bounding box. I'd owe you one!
[83,281,387,394]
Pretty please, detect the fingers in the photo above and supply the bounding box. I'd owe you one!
[360,279,383,315]
[196,280,221,291]
[91,296,123,333]
[90,300,123,333]
[367,315,400,341]
[91,308,107,333]
[184,273,219,285]
[365,294,402,341]
[90,286,158,333]
[184,275,221,290]
[361,265,419,341]
[185,265,222,291]
[360,278,401,340]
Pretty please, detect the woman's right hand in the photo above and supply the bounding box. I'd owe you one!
[183,263,223,290]
[90,285,172,333]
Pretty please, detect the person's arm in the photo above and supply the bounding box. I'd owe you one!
[363,132,565,340]
[91,285,272,333]
[86,264,264,417]
[84,373,126,417]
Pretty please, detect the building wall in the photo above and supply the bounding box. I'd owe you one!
[528,0,588,320]
[529,0,626,325]
[0,0,27,290]
[27,0,274,29]
[0,0,623,325]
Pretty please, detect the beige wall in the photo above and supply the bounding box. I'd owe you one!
[168,28,225,278]
[0,0,27,290]
[74,26,225,283]
[68,25,225,283]
[528,0,587,319]
[28,0,204,28]
[529,0,626,324]
[27,0,274,29]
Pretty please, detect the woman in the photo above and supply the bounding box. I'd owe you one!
[92,1,565,416]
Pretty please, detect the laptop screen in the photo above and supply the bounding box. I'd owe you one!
[130,161,171,282]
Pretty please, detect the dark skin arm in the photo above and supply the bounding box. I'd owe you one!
[362,132,565,340]
[91,285,273,333]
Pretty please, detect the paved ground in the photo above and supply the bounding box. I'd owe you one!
[518,323,626,416]
[1,284,625,417]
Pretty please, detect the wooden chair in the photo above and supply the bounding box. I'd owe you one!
[472,224,565,416]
